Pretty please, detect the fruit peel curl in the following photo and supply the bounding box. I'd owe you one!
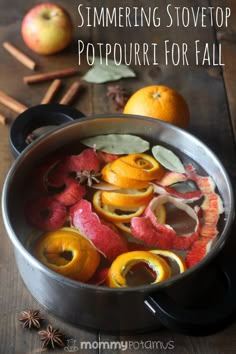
[107,250,172,288]
[70,199,128,261]
[131,195,201,250]
[151,182,203,203]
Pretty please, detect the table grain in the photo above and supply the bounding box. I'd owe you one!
[1,1,236,353]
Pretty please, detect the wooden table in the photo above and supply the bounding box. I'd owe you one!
[1,1,236,353]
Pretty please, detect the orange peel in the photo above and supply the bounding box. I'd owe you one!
[101,185,154,207]
[107,250,171,288]
[111,153,165,181]
[150,249,187,273]
[93,191,145,222]
[102,163,149,189]
[34,227,100,282]
[114,201,166,234]
[114,221,132,234]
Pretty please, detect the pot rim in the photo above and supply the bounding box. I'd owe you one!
[2,113,235,293]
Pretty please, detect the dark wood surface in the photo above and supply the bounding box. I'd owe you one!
[1,1,236,353]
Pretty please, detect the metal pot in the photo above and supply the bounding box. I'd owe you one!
[2,104,236,335]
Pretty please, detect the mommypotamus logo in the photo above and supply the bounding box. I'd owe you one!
[64,339,79,352]
[64,338,175,352]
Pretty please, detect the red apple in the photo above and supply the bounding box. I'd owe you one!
[21,3,73,55]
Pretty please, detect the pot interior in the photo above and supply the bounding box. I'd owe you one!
[3,114,234,288]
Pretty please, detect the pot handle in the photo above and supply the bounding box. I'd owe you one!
[10,103,85,158]
[144,257,236,336]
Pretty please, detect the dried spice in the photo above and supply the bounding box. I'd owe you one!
[76,170,101,187]
[18,309,43,329]
[152,145,185,173]
[38,324,65,349]
[82,58,136,83]
[81,134,150,154]
[106,85,130,110]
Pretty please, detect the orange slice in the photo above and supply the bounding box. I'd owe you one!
[114,221,132,234]
[101,185,154,207]
[108,198,165,234]
[150,250,187,273]
[93,191,145,222]
[102,163,149,189]
[107,250,172,288]
[34,228,100,282]
[111,153,165,181]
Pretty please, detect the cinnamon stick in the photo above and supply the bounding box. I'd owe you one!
[24,68,79,84]
[0,113,7,125]
[3,41,36,70]
[0,90,28,114]
[59,82,82,105]
[41,79,62,104]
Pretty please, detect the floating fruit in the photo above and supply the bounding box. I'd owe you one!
[68,148,101,173]
[152,203,166,225]
[107,250,171,288]
[25,197,67,231]
[101,185,154,208]
[29,154,64,193]
[34,228,100,281]
[130,203,167,247]
[131,216,174,249]
[54,178,86,206]
[96,151,119,164]
[23,138,225,286]
[102,162,149,189]
[152,182,202,203]
[93,190,146,223]
[150,250,187,273]
[159,170,188,186]
[70,199,128,261]
[185,237,213,268]
[46,157,71,188]
[114,221,132,234]
[47,148,101,187]
[186,164,224,240]
[132,195,201,250]
[111,153,165,181]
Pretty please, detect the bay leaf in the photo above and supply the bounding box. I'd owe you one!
[81,134,150,154]
[152,145,185,173]
[82,58,136,83]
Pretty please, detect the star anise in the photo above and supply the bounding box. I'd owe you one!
[38,324,65,349]
[76,170,101,187]
[106,85,130,111]
[18,309,43,329]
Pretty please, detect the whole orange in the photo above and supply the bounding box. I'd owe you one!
[123,85,190,129]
